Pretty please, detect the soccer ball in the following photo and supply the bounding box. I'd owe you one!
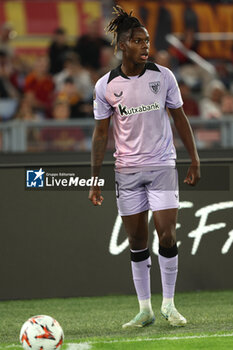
[20,315,64,350]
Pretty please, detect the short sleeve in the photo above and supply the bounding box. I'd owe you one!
[165,69,183,109]
[93,74,113,120]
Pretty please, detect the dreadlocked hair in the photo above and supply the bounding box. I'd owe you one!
[105,5,143,53]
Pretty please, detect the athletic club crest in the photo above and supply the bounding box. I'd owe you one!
[149,81,160,94]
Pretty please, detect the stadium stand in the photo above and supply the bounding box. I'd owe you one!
[0,0,233,152]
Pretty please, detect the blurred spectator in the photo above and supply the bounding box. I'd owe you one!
[10,55,32,94]
[0,98,18,120]
[54,53,93,102]
[203,0,232,3]
[15,95,42,121]
[56,77,93,118]
[215,61,233,91]
[183,0,199,53]
[74,19,111,71]
[221,93,233,116]
[15,95,43,151]
[0,22,15,58]
[99,44,117,76]
[40,99,87,151]
[48,27,71,75]
[52,99,71,120]
[57,77,81,117]
[24,55,55,118]
[0,49,19,120]
[154,50,171,69]
[179,80,200,116]
[153,50,180,80]
[200,80,226,119]
[170,0,199,66]
[154,0,172,51]
[196,79,226,148]
[0,50,18,98]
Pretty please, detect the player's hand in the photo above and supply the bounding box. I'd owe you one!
[88,186,104,206]
[184,163,201,186]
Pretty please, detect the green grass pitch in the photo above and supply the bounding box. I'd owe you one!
[0,290,233,350]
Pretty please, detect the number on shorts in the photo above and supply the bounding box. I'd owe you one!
[115,181,119,198]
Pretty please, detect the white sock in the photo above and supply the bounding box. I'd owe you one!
[130,248,152,313]
[158,254,178,299]
[162,297,174,308]
[139,298,153,313]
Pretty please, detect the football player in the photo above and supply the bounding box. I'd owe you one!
[89,6,200,328]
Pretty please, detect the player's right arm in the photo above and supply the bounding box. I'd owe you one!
[89,73,112,206]
[89,117,111,206]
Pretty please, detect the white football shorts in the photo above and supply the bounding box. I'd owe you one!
[115,166,179,216]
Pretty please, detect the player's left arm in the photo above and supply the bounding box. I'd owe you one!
[169,106,201,186]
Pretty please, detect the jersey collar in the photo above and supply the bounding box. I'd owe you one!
[107,62,160,84]
[119,62,160,79]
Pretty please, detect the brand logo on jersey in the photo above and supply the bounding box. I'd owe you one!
[114,91,123,98]
[149,81,160,94]
[118,101,160,116]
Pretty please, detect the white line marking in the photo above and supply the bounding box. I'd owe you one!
[90,332,233,344]
[67,343,92,350]
[3,333,233,350]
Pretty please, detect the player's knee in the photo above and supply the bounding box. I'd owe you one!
[128,235,147,250]
[159,230,176,248]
